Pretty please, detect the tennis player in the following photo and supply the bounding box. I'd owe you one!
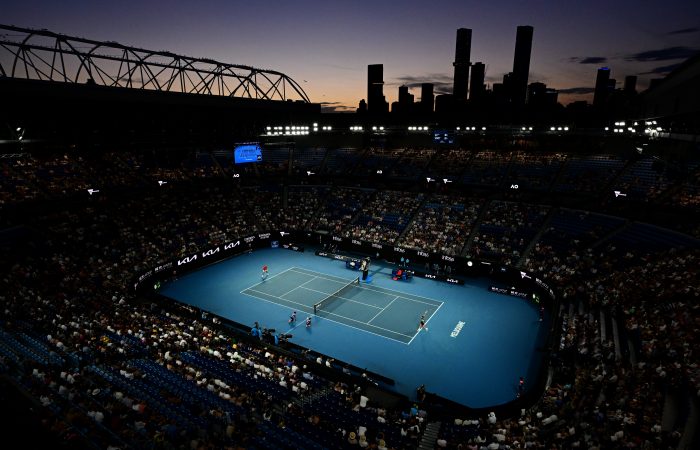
[305,316,312,328]
[418,314,428,332]
[261,264,269,281]
[289,311,297,324]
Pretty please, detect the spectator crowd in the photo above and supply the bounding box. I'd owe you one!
[0,147,698,449]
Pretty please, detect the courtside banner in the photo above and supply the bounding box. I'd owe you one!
[133,230,296,292]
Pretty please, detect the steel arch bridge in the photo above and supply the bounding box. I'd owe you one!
[0,24,311,103]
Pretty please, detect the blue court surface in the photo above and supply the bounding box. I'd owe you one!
[159,247,550,408]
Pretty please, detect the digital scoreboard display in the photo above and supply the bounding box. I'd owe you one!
[433,130,454,144]
[234,143,263,164]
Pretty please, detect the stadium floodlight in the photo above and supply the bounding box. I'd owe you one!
[564,127,569,131]
[481,127,486,131]
[550,127,555,131]
[372,126,377,131]
[528,127,533,131]
[379,126,384,131]
[467,261,473,267]
[605,127,609,131]
[557,127,563,131]
[634,122,638,126]
[656,127,662,131]
[266,126,271,130]
[456,127,460,130]
[313,123,318,127]
[472,127,476,131]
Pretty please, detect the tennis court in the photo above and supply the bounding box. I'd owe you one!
[159,248,550,408]
[241,266,442,344]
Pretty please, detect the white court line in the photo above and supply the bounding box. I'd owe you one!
[279,275,317,299]
[239,267,295,293]
[289,266,444,306]
[289,266,446,344]
[243,288,313,311]
[296,286,384,310]
[244,288,414,338]
[368,296,398,324]
[407,300,445,345]
[240,290,412,345]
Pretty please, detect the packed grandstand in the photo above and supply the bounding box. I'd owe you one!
[0,141,698,450]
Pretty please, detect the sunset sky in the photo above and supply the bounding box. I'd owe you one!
[3,0,699,111]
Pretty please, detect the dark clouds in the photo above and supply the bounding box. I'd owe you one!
[639,63,682,75]
[320,101,355,113]
[569,56,608,64]
[666,27,699,35]
[625,46,699,62]
[557,87,595,95]
[390,74,453,95]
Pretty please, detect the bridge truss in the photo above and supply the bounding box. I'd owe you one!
[0,24,311,103]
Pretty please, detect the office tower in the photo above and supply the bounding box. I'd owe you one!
[420,83,434,113]
[511,25,534,107]
[527,82,546,105]
[624,75,637,94]
[469,62,485,102]
[367,64,387,114]
[452,28,472,102]
[593,67,611,108]
[393,85,414,114]
[398,85,414,104]
[527,82,558,109]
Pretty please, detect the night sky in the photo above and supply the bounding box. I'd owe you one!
[3,0,699,111]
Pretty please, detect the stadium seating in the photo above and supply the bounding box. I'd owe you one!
[0,145,699,449]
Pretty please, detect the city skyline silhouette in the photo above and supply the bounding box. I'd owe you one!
[4,0,699,112]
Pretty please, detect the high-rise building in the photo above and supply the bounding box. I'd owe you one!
[511,25,534,107]
[593,67,611,108]
[624,75,637,94]
[398,85,414,104]
[469,62,485,102]
[393,85,415,114]
[452,28,472,102]
[420,83,434,113]
[527,82,558,109]
[367,64,388,114]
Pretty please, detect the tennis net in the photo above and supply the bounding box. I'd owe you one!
[313,276,360,315]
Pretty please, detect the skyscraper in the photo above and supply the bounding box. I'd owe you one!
[452,28,472,102]
[512,25,534,107]
[469,62,485,102]
[420,83,434,113]
[624,75,637,94]
[367,64,387,114]
[393,85,414,114]
[593,67,611,108]
[398,85,413,104]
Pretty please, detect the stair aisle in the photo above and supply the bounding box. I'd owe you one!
[418,421,442,450]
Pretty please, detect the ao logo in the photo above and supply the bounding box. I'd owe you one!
[450,321,465,338]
